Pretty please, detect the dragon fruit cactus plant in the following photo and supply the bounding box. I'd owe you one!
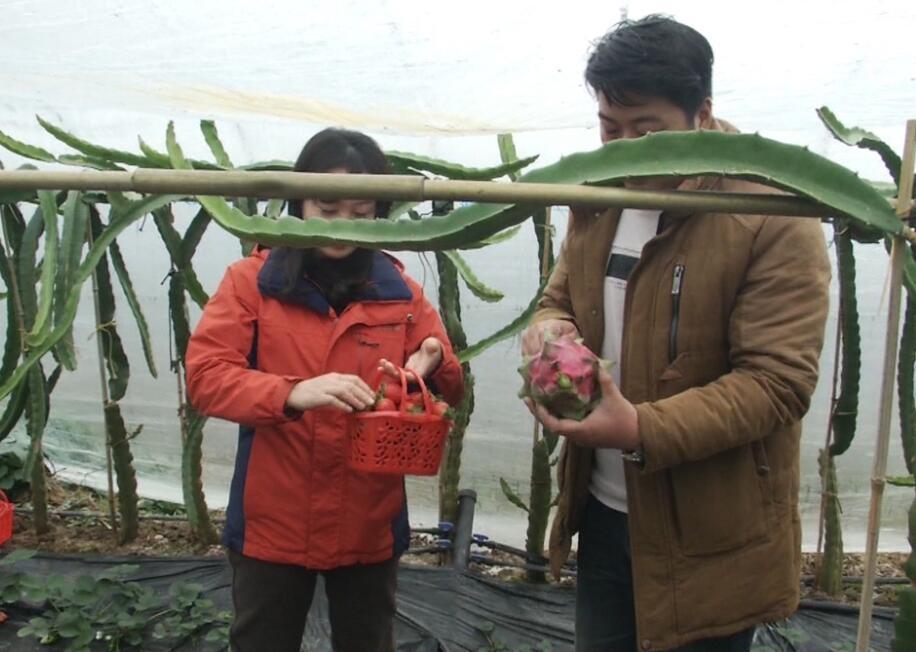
[518,336,612,420]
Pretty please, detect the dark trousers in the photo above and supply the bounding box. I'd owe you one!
[227,549,398,652]
[576,494,756,652]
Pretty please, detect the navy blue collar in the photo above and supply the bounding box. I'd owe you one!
[257,249,412,314]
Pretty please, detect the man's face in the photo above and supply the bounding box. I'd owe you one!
[598,92,710,190]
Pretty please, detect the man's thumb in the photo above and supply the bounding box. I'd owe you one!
[598,367,618,396]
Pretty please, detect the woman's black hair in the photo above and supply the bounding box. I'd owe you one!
[287,127,392,219]
[585,14,714,119]
[279,128,392,313]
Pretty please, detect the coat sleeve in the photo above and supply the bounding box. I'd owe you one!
[635,216,831,472]
[185,262,304,426]
[404,281,465,407]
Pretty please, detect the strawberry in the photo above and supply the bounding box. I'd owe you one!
[379,380,402,403]
[374,398,397,412]
[432,400,450,418]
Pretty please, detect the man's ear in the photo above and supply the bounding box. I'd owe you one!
[695,97,713,129]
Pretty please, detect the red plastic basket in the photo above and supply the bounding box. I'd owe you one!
[0,489,12,546]
[349,368,451,476]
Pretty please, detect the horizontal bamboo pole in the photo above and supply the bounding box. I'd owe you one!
[0,167,840,216]
[1,168,914,241]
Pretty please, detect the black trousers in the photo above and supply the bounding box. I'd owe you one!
[576,494,756,652]
[227,549,398,652]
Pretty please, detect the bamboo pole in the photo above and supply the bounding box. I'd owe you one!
[2,168,914,240]
[855,119,916,652]
[0,168,854,217]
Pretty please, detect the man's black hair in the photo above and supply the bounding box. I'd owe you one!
[585,14,714,118]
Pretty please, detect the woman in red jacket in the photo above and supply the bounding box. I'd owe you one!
[185,128,464,652]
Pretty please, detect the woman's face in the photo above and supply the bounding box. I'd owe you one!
[301,168,377,260]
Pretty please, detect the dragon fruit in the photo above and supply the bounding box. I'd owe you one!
[518,337,610,420]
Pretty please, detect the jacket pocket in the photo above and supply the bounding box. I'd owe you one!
[667,443,770,557]
[352,324,407,378]
[656,350,728,400]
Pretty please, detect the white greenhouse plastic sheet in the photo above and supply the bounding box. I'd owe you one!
[0,0,915,550]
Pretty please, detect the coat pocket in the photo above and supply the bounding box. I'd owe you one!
[667,443,771,557]
[352,324,407,378]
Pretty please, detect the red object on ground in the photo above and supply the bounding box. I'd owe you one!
[0,490,13,546]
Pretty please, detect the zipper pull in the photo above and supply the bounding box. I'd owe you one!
[671,264,685,295]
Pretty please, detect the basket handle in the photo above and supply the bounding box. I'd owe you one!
[370,366,435,415]
[395,366,435,416]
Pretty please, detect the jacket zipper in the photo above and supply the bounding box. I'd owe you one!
[668,264,685,363]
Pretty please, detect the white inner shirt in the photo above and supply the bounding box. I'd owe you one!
[589,208,661,513]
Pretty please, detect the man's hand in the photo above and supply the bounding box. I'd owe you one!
[524,368,639,450]
[379,337,444,381]
[521,319,580,357]
[286,373,376,413]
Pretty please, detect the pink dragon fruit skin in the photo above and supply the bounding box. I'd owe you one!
[518,337,608,421]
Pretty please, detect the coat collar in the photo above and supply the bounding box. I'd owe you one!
[256,248,412,314]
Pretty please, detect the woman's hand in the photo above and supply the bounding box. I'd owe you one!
[378,337,444,381]
[286,373,376,413]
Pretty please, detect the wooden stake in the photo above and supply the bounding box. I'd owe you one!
[855,119,916,652]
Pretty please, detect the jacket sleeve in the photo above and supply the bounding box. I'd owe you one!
[635,216,831,472]
[532,237,578,327]
[405,281,465,407]
[185,262,304,426]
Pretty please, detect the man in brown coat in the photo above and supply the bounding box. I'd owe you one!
[522,15,831,652]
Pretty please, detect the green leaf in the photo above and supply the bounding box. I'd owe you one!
[137,137,174,167]
[15,205,42,330]
[0,129,56,162]
[868,180,898,198]
[178,208,212,307]
[829,229,860,457]
[53,192,90,370]
[887,475,915,487]
[459,282,545,363]
[265,198,285,219]
[388,201,420,221]
[0,193,179,400]
[459,224,523,250]
[105,402,139,542]
[25,191,60,346]
[175,130,904,250]
[0,370,28,445]
[0,548,38,566]
[153,206,209,309]
[238,159,294,171]
[57,154,124,171]
[499,477,529,513]
[387,151,538,181]
[89,208,131,401]
[817,106,902,185]
[0,213,23,383]
[443,250,504,302]
[36,115,162,168]
[23,364,47,478]
[200,120,233,168]
[108,237,157,377]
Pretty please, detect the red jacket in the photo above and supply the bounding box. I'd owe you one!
[185,248,464,568]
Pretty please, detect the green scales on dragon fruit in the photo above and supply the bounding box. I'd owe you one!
[518,337,614,421]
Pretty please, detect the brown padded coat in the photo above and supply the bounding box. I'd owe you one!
[535,120,831,650]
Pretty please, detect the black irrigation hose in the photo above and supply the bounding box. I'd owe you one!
[14,507,225,523]
[800,574,909,586]
[798,599,898,619]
